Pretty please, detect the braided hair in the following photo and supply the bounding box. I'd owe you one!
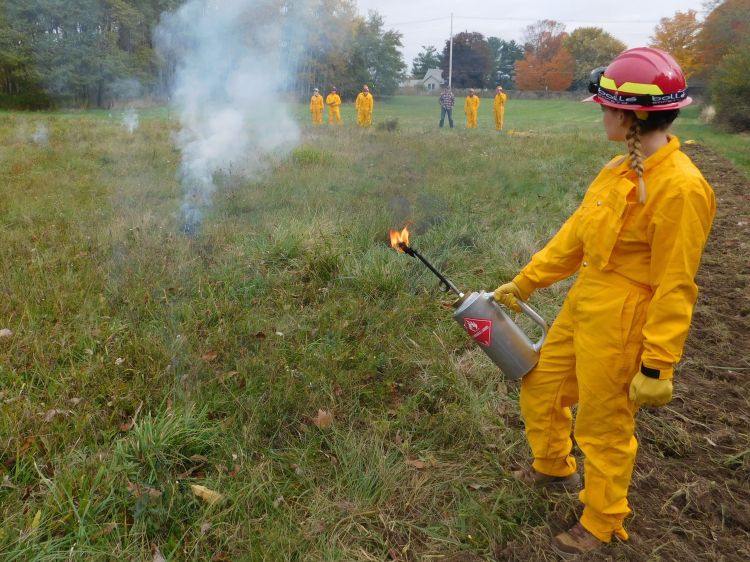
[625,109,680,203]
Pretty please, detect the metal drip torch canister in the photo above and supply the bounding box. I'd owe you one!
[388,227,548,381]
[452,292,548,380]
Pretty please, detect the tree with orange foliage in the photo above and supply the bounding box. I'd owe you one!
[649,10,702,78]
[697,0,750,72]
[515,20,574,91]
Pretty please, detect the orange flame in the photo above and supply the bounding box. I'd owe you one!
[388,226,410,252]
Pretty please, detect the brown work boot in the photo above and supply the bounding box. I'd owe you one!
[551,521,604,559]
[512,465,581,491]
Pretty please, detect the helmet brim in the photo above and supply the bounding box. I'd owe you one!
[582,94,692,111]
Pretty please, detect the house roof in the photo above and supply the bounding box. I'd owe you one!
[422,68,443,84]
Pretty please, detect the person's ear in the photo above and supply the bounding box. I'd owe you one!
[618,110,634,127]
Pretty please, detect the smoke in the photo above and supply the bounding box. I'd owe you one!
[121,108,140,134]
[155,0,307,234]
[32,123,49,146]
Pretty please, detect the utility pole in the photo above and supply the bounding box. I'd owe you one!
[448,13,453,89]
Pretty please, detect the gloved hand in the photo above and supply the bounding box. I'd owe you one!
[628,370,673,407]
[493,281,527,313]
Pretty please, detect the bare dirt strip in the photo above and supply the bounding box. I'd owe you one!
[495,143,750,562]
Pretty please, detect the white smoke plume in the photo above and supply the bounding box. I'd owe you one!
[32,122,49,146]
[155,0,306,233]
[121,108,140,134]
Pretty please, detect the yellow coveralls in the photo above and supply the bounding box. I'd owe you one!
[309,93,324,125]
[326,92,342,124]
[464,95,480,128]
[493,92,507,130]
[512,137,715,542]
[355,92,373,127]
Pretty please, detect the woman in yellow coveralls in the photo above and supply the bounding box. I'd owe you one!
[355,85,373,128]
[464,88,480,128]
[326,86,342,125]
[493,47,715,558]
[309,88,324,125]
[493,85,507,131]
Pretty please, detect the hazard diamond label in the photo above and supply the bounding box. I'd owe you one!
[463,317,492,347]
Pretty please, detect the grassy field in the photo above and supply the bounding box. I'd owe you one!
[0,96,747,561]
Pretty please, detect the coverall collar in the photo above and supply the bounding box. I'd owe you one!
[609,135,681,176]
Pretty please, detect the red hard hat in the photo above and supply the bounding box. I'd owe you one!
[585,47,691,111]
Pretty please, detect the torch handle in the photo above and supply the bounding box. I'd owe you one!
[409,248,463,297]
[487,293,549,352]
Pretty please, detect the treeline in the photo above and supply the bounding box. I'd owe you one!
[0,0,406,109]
[411,1,749,131]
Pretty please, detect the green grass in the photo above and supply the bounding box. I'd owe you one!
[0,96,746,560]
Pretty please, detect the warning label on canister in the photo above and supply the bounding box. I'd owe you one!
[463,317,492,347]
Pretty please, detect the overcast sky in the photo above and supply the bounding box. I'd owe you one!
[354,1,709,68]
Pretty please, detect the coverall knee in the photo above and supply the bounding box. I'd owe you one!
[520,269,650,542]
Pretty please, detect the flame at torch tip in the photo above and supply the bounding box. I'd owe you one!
[388,226,410,253]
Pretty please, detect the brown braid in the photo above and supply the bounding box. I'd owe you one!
[626,119,647,203]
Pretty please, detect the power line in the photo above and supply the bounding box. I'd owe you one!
[390,15,664,27]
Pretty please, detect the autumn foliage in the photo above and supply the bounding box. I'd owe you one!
[650,10,701,78]
[515,49,574,91]
[515,20,574,91]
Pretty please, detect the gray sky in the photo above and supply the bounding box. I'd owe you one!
[354,1,708,69]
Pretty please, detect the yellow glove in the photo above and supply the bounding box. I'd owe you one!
[628,366,673,407]
[493,281,528,313]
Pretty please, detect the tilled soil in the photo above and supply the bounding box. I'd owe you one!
[498,143,750,561]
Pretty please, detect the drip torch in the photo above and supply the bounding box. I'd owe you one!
[389,226,548,380]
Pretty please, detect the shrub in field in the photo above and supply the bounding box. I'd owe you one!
[114,407,219,484]
[711,39,750,132]
[376,118,399,132]
[291,147,333,166]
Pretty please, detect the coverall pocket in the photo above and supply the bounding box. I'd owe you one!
[578,178,636,269]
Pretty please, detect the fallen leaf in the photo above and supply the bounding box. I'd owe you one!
[211,553,230,562]
[336,500,356,513]
[152,544,166,562]
[200,521,212,535]
[42,409,67,423]
[114,357,124,366]
[273,495,285,508]
[189,454,208,464]
[405,458,427,469]
[0,328,13,338]
[228,463,241,477]
[119,402,143,433]
[70,397,82,406]
[469,483,488,490]
[127,481,162,500]
[253,331,266,340]
[201,351,218,362]
[191,484,223,506]
[312,409,333,429]
[307,519,326,535]
[91,522,116,540]
[30,510,41,531]
[217,371,238,383]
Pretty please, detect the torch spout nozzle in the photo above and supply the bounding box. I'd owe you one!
[402,244,463,297]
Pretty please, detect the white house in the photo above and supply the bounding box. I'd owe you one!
[401,68,445,90]
[421,68,443,91]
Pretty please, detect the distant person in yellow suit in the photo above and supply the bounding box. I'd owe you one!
[493,48,715,558]
[464,88,480,128]
[493,85,507,131]
[355,85,373,128]
[326,86,342,125]
[309,88,324,125]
